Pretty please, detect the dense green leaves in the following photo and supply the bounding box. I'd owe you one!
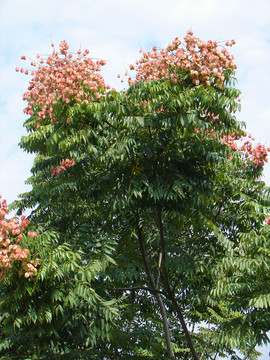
[0,228,118,359]
[2,36,269,359]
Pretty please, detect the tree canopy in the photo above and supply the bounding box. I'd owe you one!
[0,31,269,359]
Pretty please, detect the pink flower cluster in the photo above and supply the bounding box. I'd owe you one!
[51,158,75,177]
[0,195,39,280]
[222,133,269,168]
[127,30,236,89]
[18,41,108,127]
[194,110,269,170]
[265,217,270,225]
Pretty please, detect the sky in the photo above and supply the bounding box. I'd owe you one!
[0,0,270,357]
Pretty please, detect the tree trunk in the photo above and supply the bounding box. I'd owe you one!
[156,208,199,360]
[135,213,174,358]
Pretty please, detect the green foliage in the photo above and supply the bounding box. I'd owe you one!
[3,37,270,359]
[0,229,118,359]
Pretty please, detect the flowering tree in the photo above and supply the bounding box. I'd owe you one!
[1,32,270,359]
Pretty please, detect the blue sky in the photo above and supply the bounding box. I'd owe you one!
[0,0,270,357]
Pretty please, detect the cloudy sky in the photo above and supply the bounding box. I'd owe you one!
[0,0,270,355]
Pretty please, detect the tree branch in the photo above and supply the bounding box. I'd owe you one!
[135,213,156,289]
[171,276,182,295]
[155,251,163,288]
[156,207,171,293]
[135,212,173,358]
[241,341,257,360]
[103,118,117,129]
[156,207,199,360]
[169,295,200,360]
[108,286,167,296]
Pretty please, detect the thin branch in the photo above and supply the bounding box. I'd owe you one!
[135,212,156,289]
[199,349,206,360]
[241,341,257,360]
[172,275,182,295]
[199,330,214,360]
[212,199,226,224]
[169,295,200,360]
[156,207,172,294]
[103,118,117,129]
[155,251,163,288]
[108,286,167,296]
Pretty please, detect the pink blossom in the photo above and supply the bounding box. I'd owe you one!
[0,196,39,280]
[18,41,107,126]
[127,31,237,89]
